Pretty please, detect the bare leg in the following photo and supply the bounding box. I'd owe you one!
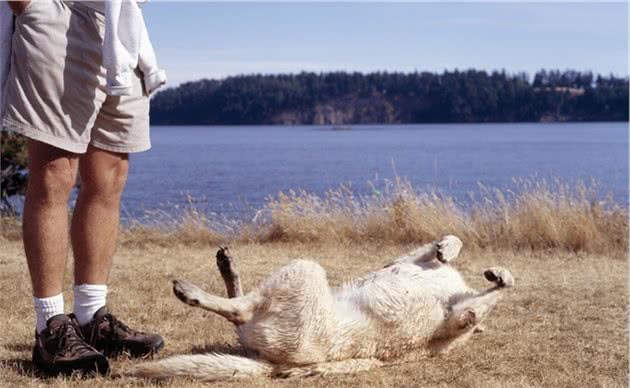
[71,146,128,285]
[386,235,463,267]
[172,280,262,325]
[216,247,243,298]
[23,141,79,297]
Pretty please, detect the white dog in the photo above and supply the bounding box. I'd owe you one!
[129,235,514,380]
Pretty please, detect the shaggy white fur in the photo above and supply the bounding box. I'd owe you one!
[128,235,514,381]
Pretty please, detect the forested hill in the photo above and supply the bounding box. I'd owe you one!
[150,70,629,125]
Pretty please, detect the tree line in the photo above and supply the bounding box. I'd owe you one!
[150,69,628,125]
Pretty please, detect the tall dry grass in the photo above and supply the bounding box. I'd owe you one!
[115,178,627,254]
[1,178,625,253]
[119,195,240,247]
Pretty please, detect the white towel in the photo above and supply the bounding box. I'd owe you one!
[135,4,166,95]
[103,0,166,96]
[0,2,13,115]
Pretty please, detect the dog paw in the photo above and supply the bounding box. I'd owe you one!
[436,235,463,263]
[172,279,203,306]
[483,267,514,288]
[216,246,238,277]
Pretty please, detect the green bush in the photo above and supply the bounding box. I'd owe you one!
[1,131,28,214]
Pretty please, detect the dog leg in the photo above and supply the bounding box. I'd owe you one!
[172,279,262,325]
[435,235,463,263]
[385,241,436,267]
[274,359,383,378]
[448,292,498,330]
[386,235,463,267]
[216,246,243,298]
[481,266,515,291]
[451,267,514,325]
[435,267,514,341]
[430,292,497,354]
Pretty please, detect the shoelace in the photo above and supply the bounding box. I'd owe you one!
[90,313,143,344]
[106,314,139,338]
[53,322,94,360]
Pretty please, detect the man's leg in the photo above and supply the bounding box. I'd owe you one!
[71,146,127,285]
[70,145,164,357]
[70,146,128,325]
[23,141,109,376]
[23,140,78,328]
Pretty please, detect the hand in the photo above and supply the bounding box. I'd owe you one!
[8,0,31,17]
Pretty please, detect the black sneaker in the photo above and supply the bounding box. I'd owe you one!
[32,314,109,376]
[76,306,164,358]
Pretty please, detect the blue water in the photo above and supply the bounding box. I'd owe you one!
[121,122,628,220]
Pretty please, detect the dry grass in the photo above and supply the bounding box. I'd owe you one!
[258,178,628,251]
[0,237,627,388]
[112,178,628,254]
[2,179,626,254]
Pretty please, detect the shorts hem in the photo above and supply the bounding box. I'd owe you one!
[89,140,152,154]
[1,117,88,154]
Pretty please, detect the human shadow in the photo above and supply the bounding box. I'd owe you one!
[0,357,39,378]
[3,342,32,352]
[1,342,109,380]
[1,356,116,380]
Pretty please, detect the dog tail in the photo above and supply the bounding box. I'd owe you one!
[126,353,274,381]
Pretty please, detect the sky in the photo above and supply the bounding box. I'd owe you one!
[142,2,629,86]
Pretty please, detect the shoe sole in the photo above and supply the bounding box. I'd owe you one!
[33,347,109,377]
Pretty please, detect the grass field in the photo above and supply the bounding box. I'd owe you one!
[0,237,626,388]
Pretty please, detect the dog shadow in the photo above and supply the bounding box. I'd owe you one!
[0,357,39,378]
[190,342,253,357]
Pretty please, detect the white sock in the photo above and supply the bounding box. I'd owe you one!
[33,294,65,334]
[73,284,108,326]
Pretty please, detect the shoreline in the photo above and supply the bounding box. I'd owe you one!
[2,178,627,255]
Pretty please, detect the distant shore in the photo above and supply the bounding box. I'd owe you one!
[149,120,629,127]
[150,69,629,126]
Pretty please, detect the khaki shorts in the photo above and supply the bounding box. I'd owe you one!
[1,0,150,154]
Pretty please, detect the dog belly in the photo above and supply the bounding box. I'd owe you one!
[237,315,333,364]
[351,264,470,303]
[237,259,336,365]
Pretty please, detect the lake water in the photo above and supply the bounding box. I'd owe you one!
[121,122,628,221]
